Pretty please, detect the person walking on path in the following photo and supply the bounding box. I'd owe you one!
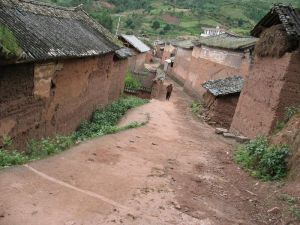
[166,84,173,101]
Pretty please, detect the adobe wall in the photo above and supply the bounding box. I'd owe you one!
[183,46,251,98]
[0,53,125,149]
[0,63,45,147]
[171,48,192,85]
[128,51,149,72]
[230,51,300,138]
[204,92,240,129]
[108,58,128,102]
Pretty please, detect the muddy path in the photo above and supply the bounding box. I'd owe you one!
[0,80,297,225]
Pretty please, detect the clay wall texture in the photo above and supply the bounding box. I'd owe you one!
[128,51,150,72]
[203,92,240,129]
[171,48,193,85]
[0,53,126,148]
[230,51,300,138]
[183,46,251,98]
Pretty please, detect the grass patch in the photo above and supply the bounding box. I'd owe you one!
[280,194,300,220]
[0,96,149,168]
[190,101,204,116]
[124,72,142,90]
[234,136,289,181]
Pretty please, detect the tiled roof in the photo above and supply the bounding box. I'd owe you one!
[251,4,300,39]
[120,34,150,53]
[195,33,257,50]
[0,0,120,63]
[115,47,135,59]
[202,76,244,97]
[171,39,194,49]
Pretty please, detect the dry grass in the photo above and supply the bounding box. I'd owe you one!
[255,24,298,58]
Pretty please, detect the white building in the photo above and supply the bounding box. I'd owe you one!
[201,26,225,37]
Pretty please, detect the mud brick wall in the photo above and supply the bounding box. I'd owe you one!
[0,63,45,147]
[171,48,193,85]
[0,53,126,149]
[230,51,300,138]
[128,52,149,72]
[183,46,251,98]
[108,59,128,102]
[204,92,240,129]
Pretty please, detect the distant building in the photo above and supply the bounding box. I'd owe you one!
[202,76,244,128]
[201,26,225,37]
[230,4,300,138]
[183,33,257,98]
[168,40,195,85]
[0,0,129,148]
[119,34,151,72]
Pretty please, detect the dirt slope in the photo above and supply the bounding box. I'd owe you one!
[0,80,297,225]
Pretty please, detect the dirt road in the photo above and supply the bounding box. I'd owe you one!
[0,81,295,225]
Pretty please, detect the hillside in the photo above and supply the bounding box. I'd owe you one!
[40,0,300,38]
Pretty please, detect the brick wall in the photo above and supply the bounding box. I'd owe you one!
[0,53,126,149]
[230,51,300,138]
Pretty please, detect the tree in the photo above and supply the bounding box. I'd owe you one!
[90,11,113,31]
[164,24,171,32]
[152,21,160,30]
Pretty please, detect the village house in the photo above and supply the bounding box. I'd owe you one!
[202,76,244,128]
[119,34,151,72]
[169,40,195,85]
[0,0,130,148]
[183,33,257,98]
[230,4,300,138]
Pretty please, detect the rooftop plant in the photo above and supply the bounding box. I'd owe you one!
[0,24,22,59]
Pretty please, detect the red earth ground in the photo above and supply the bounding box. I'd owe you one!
[0,80,299,225]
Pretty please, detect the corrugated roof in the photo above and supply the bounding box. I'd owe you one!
[202,76,244,97]
[0,0,120,63]
[195,33,257,50]
[120,34,150,53]
[251,4,300,39]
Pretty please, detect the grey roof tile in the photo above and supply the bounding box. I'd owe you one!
[120,34,150,53]
[202,76,244,97]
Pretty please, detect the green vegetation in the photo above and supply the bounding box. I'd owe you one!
[37,0,300,38]
[280,194,300,220]
[234,136,289,181]
[0,25,22,59]
[0,97,149,168]
[190,101,204,116]
[124,72,141,90]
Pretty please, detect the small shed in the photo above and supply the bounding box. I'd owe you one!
[119,34,151,72]
[202,76,244,128]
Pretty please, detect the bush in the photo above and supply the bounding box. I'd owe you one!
[234,136,289,181]
[75,96,148,140]
[124,72,141,90]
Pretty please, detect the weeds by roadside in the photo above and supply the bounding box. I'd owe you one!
[0,96,149,168]
[280,194,300,221]
[190,101,204,118]
[234,136,289,181]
